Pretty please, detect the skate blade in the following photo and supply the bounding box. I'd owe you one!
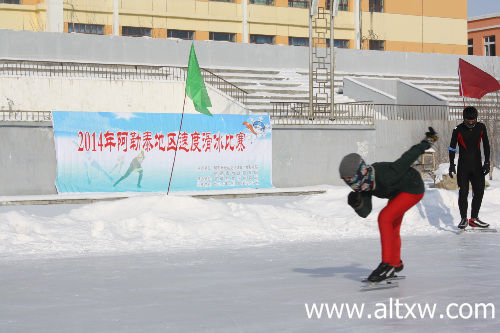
[360,281,398,292]
[361,275,405,283]
[458,228,497,234]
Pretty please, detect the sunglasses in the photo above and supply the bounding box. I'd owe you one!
[345,174,361,185]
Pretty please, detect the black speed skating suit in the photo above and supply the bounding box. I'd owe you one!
[449,122,490,219]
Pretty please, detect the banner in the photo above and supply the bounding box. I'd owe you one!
[52,112,273,193]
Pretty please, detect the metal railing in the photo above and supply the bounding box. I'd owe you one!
[1,110,52,122]
[202,68,247,105]
[3,103,499,125]
[0,59,248,105]
[270,102,500,125]
[373,104,450,120]
[270,102,375,125]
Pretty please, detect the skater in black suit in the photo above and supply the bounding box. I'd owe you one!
[448,106,490,229]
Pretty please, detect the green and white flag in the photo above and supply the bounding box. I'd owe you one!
[185,44,213,116]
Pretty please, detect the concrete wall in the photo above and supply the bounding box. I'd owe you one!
[396,80,448,105]
[0,122,57,196]
[46,0,63,33]
[344,77,448,106]
[272,125,377,187]
[0,77,247,115]
[358,78,398,97]
[1,30,499,77]
[343,77,396,104]
[273,119,494,188]
[1,119,497,195]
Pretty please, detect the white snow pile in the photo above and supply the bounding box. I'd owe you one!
[0,169,499,259]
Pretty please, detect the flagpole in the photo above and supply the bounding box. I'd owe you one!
[458,65,466,108]
[167,92,187,195]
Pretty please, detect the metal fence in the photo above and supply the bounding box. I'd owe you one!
[270,102,500,124]
[3,103,498,125]
[373,104,449,120]
[0,59,247,105]
[202,68,248,105]
[270,102,375,125]
[0,110,51,122]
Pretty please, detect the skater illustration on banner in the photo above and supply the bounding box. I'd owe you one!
[339,127,439,291]
[113,151,145,188]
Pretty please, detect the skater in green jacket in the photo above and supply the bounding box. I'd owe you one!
[339,127,438,282]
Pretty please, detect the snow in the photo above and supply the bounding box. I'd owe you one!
[0,169,499,260]
[0,168,499,331]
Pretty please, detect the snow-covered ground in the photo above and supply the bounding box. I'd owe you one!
[0,169,499,331]
[1,173,499,259]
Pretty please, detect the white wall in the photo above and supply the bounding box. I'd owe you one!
[0,77,248,115]
[1,29,499,78]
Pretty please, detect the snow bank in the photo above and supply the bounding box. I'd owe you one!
[1,173,499,259]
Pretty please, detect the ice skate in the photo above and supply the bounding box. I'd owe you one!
[367,262,395,282]
[457,217,468,230]
[458,218,497,234]
[360,263,399,291]
[468,218,489,228]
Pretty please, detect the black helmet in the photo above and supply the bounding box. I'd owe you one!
[463,106,478,120]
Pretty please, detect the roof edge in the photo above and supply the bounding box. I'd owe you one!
[469,13,500,21]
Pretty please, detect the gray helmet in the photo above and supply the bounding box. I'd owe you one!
[339,153,362,178]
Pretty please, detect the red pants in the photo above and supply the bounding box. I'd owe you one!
[377,192,424,266]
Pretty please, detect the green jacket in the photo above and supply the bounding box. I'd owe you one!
[354,141,430,218]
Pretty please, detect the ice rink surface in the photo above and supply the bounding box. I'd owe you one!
[0,233,499,332]
[1,174,499,332]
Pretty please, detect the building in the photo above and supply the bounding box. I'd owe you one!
[468,13,499,56]
[0,0,467,54]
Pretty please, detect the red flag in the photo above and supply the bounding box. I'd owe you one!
[458,58,500,99]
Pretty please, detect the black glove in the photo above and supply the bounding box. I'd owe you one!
[424,127,439,143]
[348,191,362,209]
[449,163,456,178]
[483,162,490,176]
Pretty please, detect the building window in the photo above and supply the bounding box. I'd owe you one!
[369,0,384,13]
[289,37,309,47]
[209,32,235,42]
[369,40,385,51]
[68,23,104,35]
[167,29,194,40]
[122,26,151,37]
[334,39,349,48]
[250,34,275,45]
[468,38,473,55]
[326,39,350,48]
[0,0,21,4]
[484,36,496,56]
[326,0,348,11]
[288,0,309,9]
[250,0,274,5]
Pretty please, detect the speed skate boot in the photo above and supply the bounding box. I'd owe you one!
[457,217,468,229]
[368,262,395,282]
[468,218,489,228]
[394,260,404,273]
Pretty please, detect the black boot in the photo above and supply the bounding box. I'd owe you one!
[368,262,395,282]
[457,217,468,229]
[395,260,404,273]
[468,218,489,228]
